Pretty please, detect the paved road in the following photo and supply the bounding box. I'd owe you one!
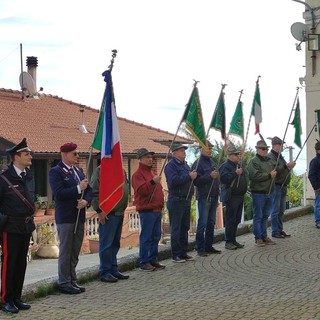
[7,213,320,320]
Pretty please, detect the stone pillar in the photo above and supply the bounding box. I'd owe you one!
[303,1,320,203]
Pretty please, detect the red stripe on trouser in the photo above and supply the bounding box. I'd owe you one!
[1,232,8,303]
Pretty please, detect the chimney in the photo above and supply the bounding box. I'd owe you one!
[26,56,38,88]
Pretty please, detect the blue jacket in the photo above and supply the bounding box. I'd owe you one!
[192,155,219,200]
[219,159,247,197]
[164,157,194,200]
[308,154,320,191]
[49,161,92,224]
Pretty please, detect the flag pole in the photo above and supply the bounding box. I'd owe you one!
[280,112,319,188]
[203,84,228,201]
[207,88,244,201]
[237,76,261,187]
[149,81,199,203]
[74,49,118,234]
[267,86,301,195]
[243,76,261,152]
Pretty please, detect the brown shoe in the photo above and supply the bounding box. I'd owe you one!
[151,262,166,270]
[263,237,276,245]
[140,263,156,271]
[255,239,266,247]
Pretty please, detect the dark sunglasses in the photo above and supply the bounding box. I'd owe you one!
[259,147,269,151]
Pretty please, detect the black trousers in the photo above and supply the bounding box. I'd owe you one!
[1,231,30,303]
[224,196,244,243]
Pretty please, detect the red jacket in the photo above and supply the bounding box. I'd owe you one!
[132,163,164,212]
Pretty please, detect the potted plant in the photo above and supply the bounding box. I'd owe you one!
[87,234,99,253]
[35,223,59,258]
[46,201,55,216]
[34,195,47,216]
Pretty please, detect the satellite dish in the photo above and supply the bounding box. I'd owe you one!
[291,22,309,42]
[19,71,37,97]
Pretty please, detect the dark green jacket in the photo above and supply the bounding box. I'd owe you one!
[248,154,275,193]
[90,166,129,216]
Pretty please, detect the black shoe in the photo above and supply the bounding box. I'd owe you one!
[205,247,222,254]
[197,251,208,257]
[101,274,118,283]
[58,283,81,294]
[225,243,237,250]
[172,256,186,263]
[1,302,19,313]
[180,254,195,261]
[272,233,285,239]
[112,271,129,280]
[280,231,291,237]
[233,241,244,248]
[13,298,31,310]
[71,282,86,292]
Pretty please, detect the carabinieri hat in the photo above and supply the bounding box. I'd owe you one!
[6,138,32,154]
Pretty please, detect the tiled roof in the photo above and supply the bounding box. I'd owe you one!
[0,89,190,155]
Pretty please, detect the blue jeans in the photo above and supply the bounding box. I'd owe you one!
[314,193,320,224]
[196,197,218,251]
[252,193,272,240]
[139,212,162,267]
[224,196,244,243]
[98,214,123,277]
[167,198,191,258]
[270,185,287,235]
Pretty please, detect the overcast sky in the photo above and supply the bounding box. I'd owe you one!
[0,0,308,173]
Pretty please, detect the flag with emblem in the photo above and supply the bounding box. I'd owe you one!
[251,80,262,135]
[290,98,302,148]
[229,99,244,140]
[209,87,226,141]
[92,69,124,214]
[182,85,207,149]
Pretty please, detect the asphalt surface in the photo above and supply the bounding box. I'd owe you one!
[5,206,320,320]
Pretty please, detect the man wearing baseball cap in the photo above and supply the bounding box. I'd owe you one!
[308,140,320,228]
[49,142,92,294]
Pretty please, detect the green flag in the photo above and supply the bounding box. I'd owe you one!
[290,98,302,148]
[229,100,244,140]
[182,86,207,148]
[209,89,226,140]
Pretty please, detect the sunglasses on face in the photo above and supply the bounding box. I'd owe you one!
[259,148,269,151]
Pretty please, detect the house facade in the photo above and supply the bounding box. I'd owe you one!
[0,58,190,203]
